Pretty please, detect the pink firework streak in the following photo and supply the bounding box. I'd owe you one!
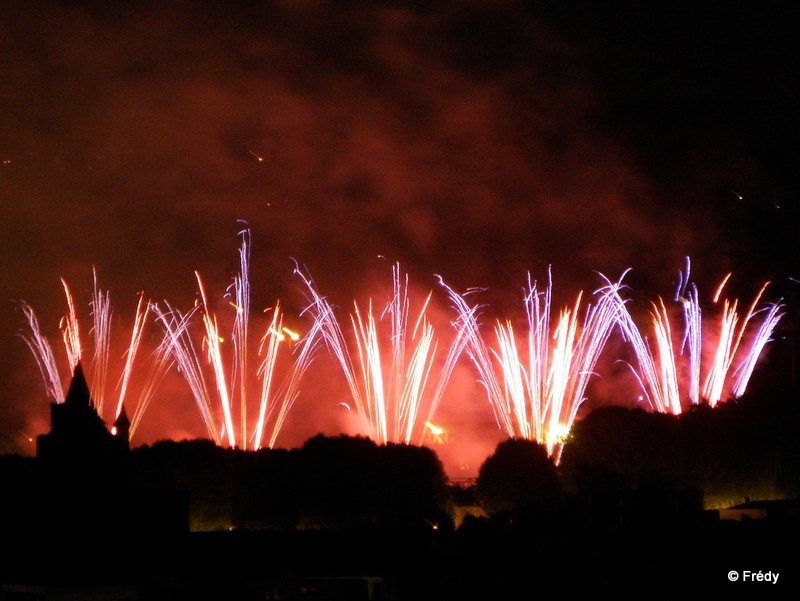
[614,260,784,412]
[439,270,626,462]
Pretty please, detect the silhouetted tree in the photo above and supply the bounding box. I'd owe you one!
[231,447,299,530]
[562,390,800,514]
[476,438,560,515]
[297,434,381,528]
[131,439,233,530]
[561,406,680,489]
[294,434,450,529]
[373,442,450,528]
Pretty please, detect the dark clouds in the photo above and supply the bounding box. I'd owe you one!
[1,1,664,282]
[1,1,797,460]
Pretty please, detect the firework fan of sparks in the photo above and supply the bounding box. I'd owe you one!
[20,237,785,456]
[153,228,323,450]
[614,258,785,412]
[439,269,627,462]
[295,262,465,445]
[19,271,162,436]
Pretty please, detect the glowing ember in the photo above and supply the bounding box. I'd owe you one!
[424,422,444,436]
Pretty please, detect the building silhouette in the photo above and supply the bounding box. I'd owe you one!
[31,362,188,543]
[36,362,130,489]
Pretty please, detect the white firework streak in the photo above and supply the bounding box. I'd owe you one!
[252,306,283,450]
[196,272,236,447]
[702,298,740,406]
[680,286,702,406]
[614,296,684,415]
[731,301,784,397]
[230,228,251,449]
[19,302,65,403]
[113,293,151,420]
[252,301,324,450]
[90,269,112,415]
[153,302,222,445]
[251,304,281,451]
[129,337,174,438]
[676,258,702,405]
[703,281,783,405]
[297,263,463,445]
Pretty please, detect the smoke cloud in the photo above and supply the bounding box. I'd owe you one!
[1,1,791,469]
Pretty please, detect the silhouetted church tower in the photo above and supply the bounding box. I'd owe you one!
[34,364,188,539]
[37,363,130,487]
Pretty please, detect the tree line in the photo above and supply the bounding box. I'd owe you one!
[2,385,799,533]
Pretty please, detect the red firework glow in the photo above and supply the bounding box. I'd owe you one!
[19,235,784,474]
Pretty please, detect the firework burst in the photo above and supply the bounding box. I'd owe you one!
[296,263,464,445]
[702,279,784,406]
[440,270,626,461]
[20,272,161,436]
[155,228,322,449]
[614,260,784,412]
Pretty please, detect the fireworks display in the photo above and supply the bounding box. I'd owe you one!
[614,259,785,414]
[439,270,627,462]
[153,228,323,450]
[2,2,797,480]
[296,262,464,445]
[18,229,786,468]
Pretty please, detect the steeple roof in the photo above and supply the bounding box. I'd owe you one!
[114,405,130,429]
[64,363,92,407]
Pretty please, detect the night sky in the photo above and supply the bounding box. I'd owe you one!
[2,1,798,471]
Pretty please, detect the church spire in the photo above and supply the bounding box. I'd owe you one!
[64,362,92,407]
[113,405,131,450]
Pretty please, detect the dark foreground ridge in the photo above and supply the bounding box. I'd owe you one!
[2,510,799,599]
[2,366,800,598]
